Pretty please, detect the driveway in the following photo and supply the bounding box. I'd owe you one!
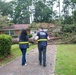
[0,45,57,75]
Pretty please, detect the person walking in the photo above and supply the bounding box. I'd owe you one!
[19,29,29,66]
[35,27,50,67]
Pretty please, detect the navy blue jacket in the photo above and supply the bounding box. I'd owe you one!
[37,31,48,47]
[19,36,29,49]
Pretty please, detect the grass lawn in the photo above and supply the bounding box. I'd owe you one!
[0,44,37,66]
[55,44,76,75]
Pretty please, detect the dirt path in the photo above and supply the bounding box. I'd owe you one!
[0,45,57,75]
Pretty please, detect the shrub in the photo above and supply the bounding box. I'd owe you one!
[61,24,76,33]
[28,34,32,38]
[12,35,18,38]
[53,33,60,37]
[0,34,12,59]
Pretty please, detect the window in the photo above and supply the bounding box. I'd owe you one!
[4,30,9,35]
[4,30,14,35]
[10,30,14,35]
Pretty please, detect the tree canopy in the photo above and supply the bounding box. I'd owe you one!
[0,15,12,28]
[34,1,52,23]
[0,0,76,24]
[0,0,12,16]
[9,0,32,24]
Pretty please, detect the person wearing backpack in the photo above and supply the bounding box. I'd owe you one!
[18,29,29,66]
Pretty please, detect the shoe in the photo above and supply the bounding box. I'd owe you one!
[22,64,25,66]
[25,63,27,66]
[39,62,42,65]
[43,64,46,67]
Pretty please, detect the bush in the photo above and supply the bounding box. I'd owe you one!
[0,34,12,59]
[12,35,18,38]
[58,32,76,44]
[61,24,76,33]
[28,34,32,38]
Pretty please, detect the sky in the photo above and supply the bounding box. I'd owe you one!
[54,0,63,14]
[5,0,13,2]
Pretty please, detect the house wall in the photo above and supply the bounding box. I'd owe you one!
[26,29,30,34]
[14,30,20,35]
[0,31,4,34]
[0,29,30,35]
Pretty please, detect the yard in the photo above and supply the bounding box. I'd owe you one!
[0,44,76,75]
[55,44,76,75]
[0,44,37,66]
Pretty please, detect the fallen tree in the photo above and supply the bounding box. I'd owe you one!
[12,37,61,44]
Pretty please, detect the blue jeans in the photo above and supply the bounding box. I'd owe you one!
[20,48,27,65]
[38,46,46,65]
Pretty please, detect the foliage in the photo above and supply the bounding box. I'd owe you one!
[62,16,73,24]
[61,24,76,33]
[0,34,12,60]
[71,0,76,3]
[12,35,18,38]
[9,0,32,24]
[30,22,37,28]
[72,10,76,24]
[0,15,13,28]
[62,0,71,24]
[0,0,76,24]
[61,24,76,43]
[34,1,52,23]
[59,32,76,44]
[44,0,56,20]
[0,0,13,16]
[54,24,76,44]
[28,34,32,38]
[0,44,37,66]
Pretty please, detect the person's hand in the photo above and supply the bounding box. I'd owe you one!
[47,36,50,40]
[34,36,39,40]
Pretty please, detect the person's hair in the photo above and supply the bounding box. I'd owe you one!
[20,29,28,41]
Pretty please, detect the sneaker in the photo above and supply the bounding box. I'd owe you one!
[25,63,27,66]
[39,62,42,65]
[39,61,42,65]
[43,64,46,67]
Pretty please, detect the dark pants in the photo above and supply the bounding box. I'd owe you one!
[38,46,46,65]
[20,48,27,65]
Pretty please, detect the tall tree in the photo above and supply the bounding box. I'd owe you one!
[0,0,13,16]
[72,10,76,24]
[34,1,52,23]
[71,0,76,3]
[62,0,71,24]
[10,0,32,24]
[70,0,76,24]
[0,15,12,28]
[46,0,56,20]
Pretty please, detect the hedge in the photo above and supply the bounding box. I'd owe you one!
[28,34,32,38]
[0,34,12,59]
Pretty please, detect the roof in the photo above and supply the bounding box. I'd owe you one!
[0,24,29,30]
[30,23,55,29]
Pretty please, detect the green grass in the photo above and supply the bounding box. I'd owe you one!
[55,44,76,75]
[0,44,37,66]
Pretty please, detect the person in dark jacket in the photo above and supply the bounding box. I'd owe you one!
[35,27,50,67]
[19,29,29,66]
